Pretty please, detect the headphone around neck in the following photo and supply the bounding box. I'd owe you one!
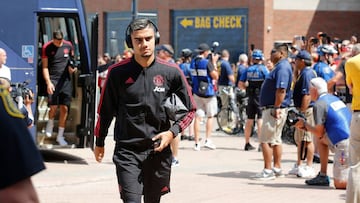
[125,18,160,48]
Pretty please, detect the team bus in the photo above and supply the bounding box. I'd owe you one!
[1,0,98,148]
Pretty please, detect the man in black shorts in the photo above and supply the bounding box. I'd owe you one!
[42,30,77,146]
[94,18,196,203]
[0,83,45,202]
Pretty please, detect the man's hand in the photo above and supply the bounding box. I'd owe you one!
[294,117,306,130]
[94,146,105,163]
[24,90,34,105]
[68,66,78,74]
[152,131,174,152]
[47,82,55,95]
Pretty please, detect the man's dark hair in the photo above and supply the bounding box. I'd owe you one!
[128,18,157,35]
[125,18,160,48]
[304,59,312,67]
[276,43,289,58]
[53,30,63,40]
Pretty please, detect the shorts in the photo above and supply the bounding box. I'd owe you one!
[350,112,360,166]
[332,139,350,182]
[294,107,314,144]
[259,108,288,145]
[112,143,172,201]
[193,95,218,117]
[48,79,72,106]
[246,96,262,119]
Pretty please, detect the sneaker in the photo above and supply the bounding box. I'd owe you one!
[313,155,320,163]
[180,134,188,140]
[253,169,276,180]
[305,172,330,186]
[194,144,201,151]
[288,164,300,175]
[244,143,255,151]
[45,121,54,137]
[297,165,316,178]
[56,136,68,146]
[204,140,216,150]
[313,155,334,164]
[273,168,285,178]
[172,158,180,167]
[222,126,233,134]
[188,136,195,141]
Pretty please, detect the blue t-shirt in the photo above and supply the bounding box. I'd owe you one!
[314,94,351,145]
[313,61,334,82]
[259,59,293,107]
[240,64,269,96]
[236,64,247,86]
[293,67,316,108]
[218,59,234,86]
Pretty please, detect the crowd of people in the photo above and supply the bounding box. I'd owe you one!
[95,27,360,202]
[3,16,359,202]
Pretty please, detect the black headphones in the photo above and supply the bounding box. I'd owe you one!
[125,18,160,48]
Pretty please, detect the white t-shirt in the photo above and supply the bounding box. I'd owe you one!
[0,64,11,80]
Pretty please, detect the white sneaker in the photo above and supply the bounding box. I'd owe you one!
[288,163,300,175]
[253,169,275,180]
[56,136,68,146]
[273,167,285,178]
[45,121,54,137]
[297,165,316,178]
[204,140,216,150]
[194,144,201,151]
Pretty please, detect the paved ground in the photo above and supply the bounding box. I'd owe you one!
[33,124,347,203]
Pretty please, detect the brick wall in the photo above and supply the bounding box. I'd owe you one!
[84,0,360,59]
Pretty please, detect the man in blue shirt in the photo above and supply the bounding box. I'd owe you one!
[217,49,239,132]
[239,49,269,151]
[313,44,336,82]
[289,50,317,178]
[254,43,293,180]
[294,77,351,189]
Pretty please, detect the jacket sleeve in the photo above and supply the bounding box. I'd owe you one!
[169,67,196,136]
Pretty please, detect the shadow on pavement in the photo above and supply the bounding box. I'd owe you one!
[40,149,88,165]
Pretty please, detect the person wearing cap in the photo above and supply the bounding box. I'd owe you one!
[288,50,317,178]
[190,43,219,151]
[0,83,45,203]
[345,43,360,202]
[157,44,175,63]
[255,43,293,180]
[313,44,336,84]
[42,30,77,146]
[239,49,269,151]
[293,77,350,189]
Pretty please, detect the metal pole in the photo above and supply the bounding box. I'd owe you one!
[132,0,138,20]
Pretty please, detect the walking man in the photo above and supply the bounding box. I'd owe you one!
[94,18,195,203]
[42,30,77,146]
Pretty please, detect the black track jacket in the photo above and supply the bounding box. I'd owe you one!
[95,57,196,148]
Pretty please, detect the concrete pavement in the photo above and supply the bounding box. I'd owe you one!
[33,125,347,203]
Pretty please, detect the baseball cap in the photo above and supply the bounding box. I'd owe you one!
[195,43,210,52]
[157,44,174,55]
[296,50,311,60]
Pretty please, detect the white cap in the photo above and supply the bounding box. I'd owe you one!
[310,77,328,95]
